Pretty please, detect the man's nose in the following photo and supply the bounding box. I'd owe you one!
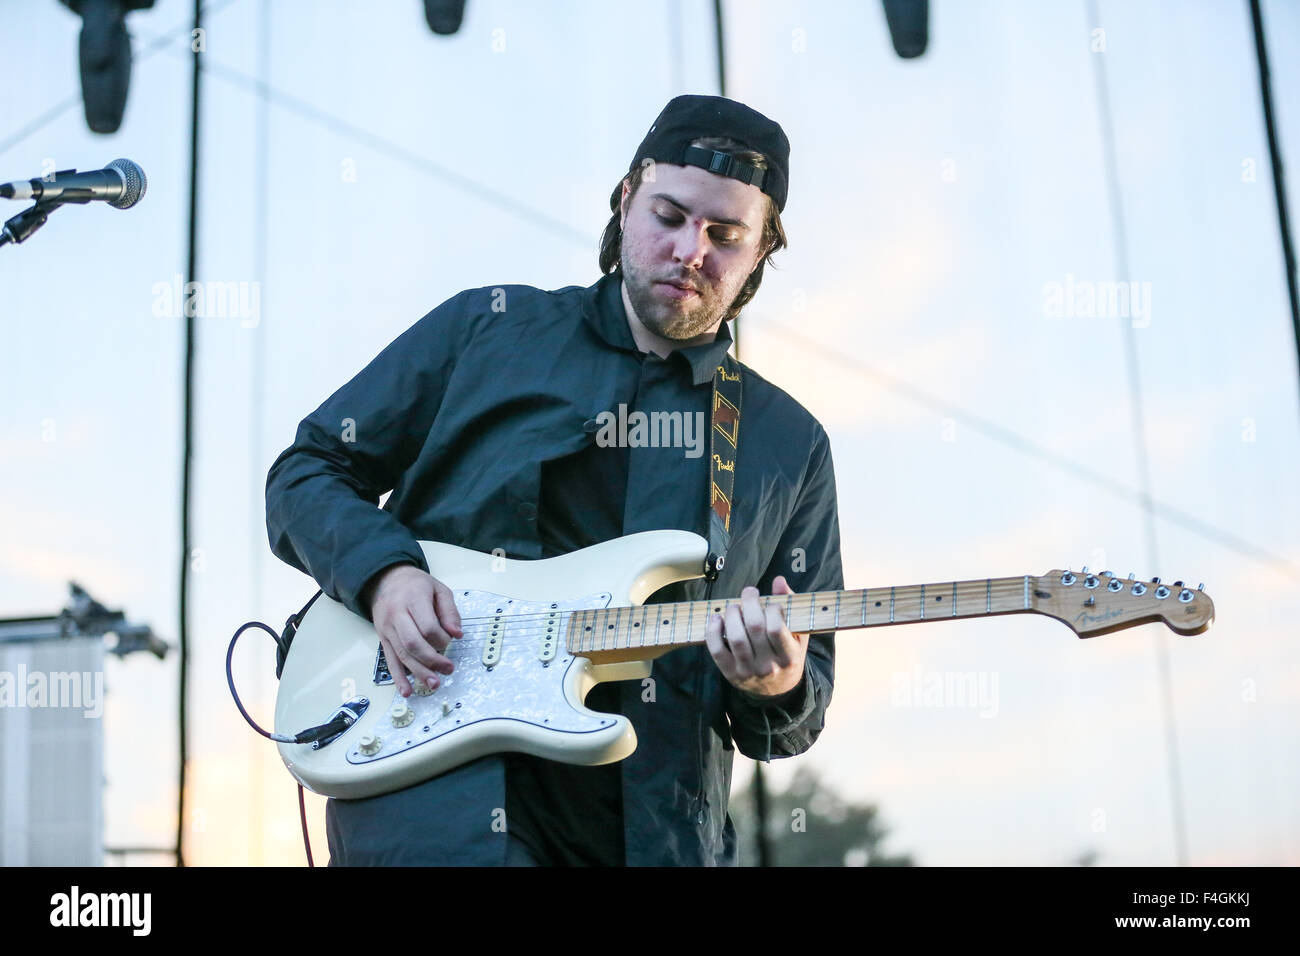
[672,224,707,269]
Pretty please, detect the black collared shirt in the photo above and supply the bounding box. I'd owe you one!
[267,270,843,866]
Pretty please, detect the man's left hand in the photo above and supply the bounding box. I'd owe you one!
[704,575,808,699]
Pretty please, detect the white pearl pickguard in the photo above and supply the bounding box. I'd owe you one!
[349,589,615,765]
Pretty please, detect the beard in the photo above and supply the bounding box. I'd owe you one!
[620,249,738,342]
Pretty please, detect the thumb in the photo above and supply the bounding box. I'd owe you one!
[771,574,795,595]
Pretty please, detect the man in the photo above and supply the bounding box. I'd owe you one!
[266,94,843,865]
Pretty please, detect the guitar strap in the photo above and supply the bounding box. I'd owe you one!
[705,352,742,584]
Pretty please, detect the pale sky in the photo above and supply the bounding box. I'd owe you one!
[1,0,1297,866]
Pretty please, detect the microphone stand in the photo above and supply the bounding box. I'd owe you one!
[0,197,80,248]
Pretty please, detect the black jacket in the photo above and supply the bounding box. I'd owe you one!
[265,271,844,865]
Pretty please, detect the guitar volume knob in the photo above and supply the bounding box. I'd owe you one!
[358,734,382,756]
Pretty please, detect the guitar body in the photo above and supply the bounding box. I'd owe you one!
[275,530,709,799]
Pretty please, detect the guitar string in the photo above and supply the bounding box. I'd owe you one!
[413,580,1040,629]
[374,582,1039,653]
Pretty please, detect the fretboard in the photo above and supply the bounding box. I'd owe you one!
[566,576,1036,654]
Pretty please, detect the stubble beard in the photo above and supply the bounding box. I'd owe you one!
[621,251,734,342]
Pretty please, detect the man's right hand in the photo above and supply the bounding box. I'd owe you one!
[364,563,464,697]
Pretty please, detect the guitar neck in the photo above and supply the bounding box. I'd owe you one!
[567,576,1036,656]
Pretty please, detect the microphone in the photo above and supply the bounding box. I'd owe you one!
[0,158,146,209]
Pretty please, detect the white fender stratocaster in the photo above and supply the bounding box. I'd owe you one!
[273,530,1214,799]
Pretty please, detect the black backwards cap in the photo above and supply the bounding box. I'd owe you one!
[627,94,790,213]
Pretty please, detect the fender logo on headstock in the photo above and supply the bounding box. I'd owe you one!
[1074,606,1123,627]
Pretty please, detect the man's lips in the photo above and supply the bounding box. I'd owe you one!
[657,281,699,298]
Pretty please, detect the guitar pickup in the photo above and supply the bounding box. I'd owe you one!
[482,615,504,666]
[539,609,561,662]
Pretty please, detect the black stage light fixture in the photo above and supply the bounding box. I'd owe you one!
[59,0,157,134]
[423,0,467,36]
[882,0,928,59]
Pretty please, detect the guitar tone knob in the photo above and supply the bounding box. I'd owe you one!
[410,679,434,697]
[358,734,382,756]
[390,699,414,728]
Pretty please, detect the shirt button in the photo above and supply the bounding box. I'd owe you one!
[582,418,600,434]
[517,502,537,521]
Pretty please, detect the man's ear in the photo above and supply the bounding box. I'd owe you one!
[619,180,631,229]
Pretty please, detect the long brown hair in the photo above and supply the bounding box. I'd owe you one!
[597,136,788,324]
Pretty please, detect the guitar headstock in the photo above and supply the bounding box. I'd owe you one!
[1033,569,1215,638]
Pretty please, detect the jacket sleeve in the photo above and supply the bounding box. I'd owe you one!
[724,422,843,762]
[265,289,476,621]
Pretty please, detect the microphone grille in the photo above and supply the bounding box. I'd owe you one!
[106,158,147,209]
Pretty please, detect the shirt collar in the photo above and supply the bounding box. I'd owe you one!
[582,271,736,386]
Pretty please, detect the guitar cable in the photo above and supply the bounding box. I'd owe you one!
[226,620,358,745]
[227,618,346,867]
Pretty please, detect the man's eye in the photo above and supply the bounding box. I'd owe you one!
[655,213,739,245]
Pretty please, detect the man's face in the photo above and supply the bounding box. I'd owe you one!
[619,162,768,341]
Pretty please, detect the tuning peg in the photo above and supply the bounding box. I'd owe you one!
[1173,580,1184,588]
[1081,566,1090,574]
[1197,583,1204,591]
[1151,576,1161,585]
[1127,572,1135,580]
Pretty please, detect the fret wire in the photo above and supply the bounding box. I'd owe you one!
[861,588,867,625]
[920,583,925,619]
[834,589,841,630]
[951,580,957,617]
[889,586,895,623]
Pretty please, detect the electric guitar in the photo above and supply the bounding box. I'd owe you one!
[273,530,1215,799]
